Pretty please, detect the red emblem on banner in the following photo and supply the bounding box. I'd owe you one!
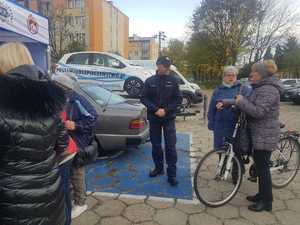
[27,14,39,34]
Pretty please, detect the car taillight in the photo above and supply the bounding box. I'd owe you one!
[129,119,145,129]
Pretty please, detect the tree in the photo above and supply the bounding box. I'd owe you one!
[67,41,86,53]
[185,32,214,79]
[274,44,284,70]
[273,36,300,77]
[263,46,273,60]
[191,0,260,66]
[247,0,298,63]
[162,39,186,72]
[239,63,252,78]
[49,9,77,62]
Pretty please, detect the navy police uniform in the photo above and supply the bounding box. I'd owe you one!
[141,57,183,182]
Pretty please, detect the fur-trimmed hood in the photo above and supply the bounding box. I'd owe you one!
[0,65,66,117]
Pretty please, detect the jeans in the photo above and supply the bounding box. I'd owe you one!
[253,150,273,202]
[71,166,86,205]
[149,119,177,178]
[59,161,72,225]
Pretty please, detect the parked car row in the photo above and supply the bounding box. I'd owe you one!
[55,52,203,106]
[280,79,300,104]
[53,51,205,154]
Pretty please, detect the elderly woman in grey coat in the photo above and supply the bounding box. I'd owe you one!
[235,60,282,212]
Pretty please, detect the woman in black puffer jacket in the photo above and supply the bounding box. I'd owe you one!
[0,42,68,225]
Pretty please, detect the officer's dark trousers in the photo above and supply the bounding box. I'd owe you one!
[253,150,273,203]
[149,119,177,178]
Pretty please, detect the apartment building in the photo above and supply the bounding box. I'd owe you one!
[129,35,159,60]
[14,0,129,58]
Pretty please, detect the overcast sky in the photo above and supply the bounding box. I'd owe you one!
[113,0,200,40]
[113,0,300,41]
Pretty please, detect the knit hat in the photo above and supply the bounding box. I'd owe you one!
[52,73,77,90]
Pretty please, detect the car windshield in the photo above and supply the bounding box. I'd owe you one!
[81,85,125,105]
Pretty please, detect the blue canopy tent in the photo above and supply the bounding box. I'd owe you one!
[0,0,50,72]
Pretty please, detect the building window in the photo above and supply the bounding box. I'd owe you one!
[75,0,84,8]
[75,33,86,44]
[68,0,74,8]
[75,16,85,28]
[68,0,84,8]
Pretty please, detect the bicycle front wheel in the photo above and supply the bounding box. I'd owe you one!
[193,150,243,208]
[271,137,300,189]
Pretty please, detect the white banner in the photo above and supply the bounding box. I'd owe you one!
[0,0,49,44]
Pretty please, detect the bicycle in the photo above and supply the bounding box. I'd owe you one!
[193,117,300,208]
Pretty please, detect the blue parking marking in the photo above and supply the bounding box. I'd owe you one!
[86,133,193,200]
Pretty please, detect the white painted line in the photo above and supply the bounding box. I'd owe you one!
[177,198,200,205]
[91,192,200,205]
[119,193,147,200]
[93,192,120,198]
[188,133,199,202]
[147,196,175,203]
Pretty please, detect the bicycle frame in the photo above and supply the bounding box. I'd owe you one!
[217,115,243,180]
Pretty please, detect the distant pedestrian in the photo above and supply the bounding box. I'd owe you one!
[141,56,183,186]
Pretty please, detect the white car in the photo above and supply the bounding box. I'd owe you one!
[281,79,300,88]
[55,52,154,98]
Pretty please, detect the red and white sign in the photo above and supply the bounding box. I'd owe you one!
[0,0,49,44]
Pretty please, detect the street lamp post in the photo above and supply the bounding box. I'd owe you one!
[154,31,167,56]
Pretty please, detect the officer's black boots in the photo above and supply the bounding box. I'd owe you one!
[167,177,178,186]
[149,168,164,178]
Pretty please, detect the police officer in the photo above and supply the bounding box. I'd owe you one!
[141,56,183,186]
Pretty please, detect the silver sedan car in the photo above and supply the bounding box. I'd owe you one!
[75,80,149,152]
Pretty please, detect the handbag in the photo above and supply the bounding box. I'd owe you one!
[236,113,252,155]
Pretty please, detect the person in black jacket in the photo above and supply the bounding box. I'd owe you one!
[0,42,68,225]
[141,56,183,186]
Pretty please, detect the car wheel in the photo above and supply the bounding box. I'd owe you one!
[182,95,192,108]
[124,77,144,98]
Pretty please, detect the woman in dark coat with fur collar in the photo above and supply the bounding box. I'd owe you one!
[0,43,68,225]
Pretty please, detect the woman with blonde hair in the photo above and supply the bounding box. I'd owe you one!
[0,42,68,225]
[0,42,34,75]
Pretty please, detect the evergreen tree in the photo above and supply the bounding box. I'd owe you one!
[263,46,273,60]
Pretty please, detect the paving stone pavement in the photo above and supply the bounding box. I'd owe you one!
[72,102,300,225]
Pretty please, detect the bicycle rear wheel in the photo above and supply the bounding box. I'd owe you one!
[193,150,243,208]
[271,137,300,189]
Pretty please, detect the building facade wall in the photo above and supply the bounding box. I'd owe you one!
[14,0,129,58]
[102,1,129,58]
[129,36,158,60]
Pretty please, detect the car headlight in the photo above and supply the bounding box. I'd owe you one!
[298,92,300,96]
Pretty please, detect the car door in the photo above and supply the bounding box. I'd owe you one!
[89,53,126,91]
